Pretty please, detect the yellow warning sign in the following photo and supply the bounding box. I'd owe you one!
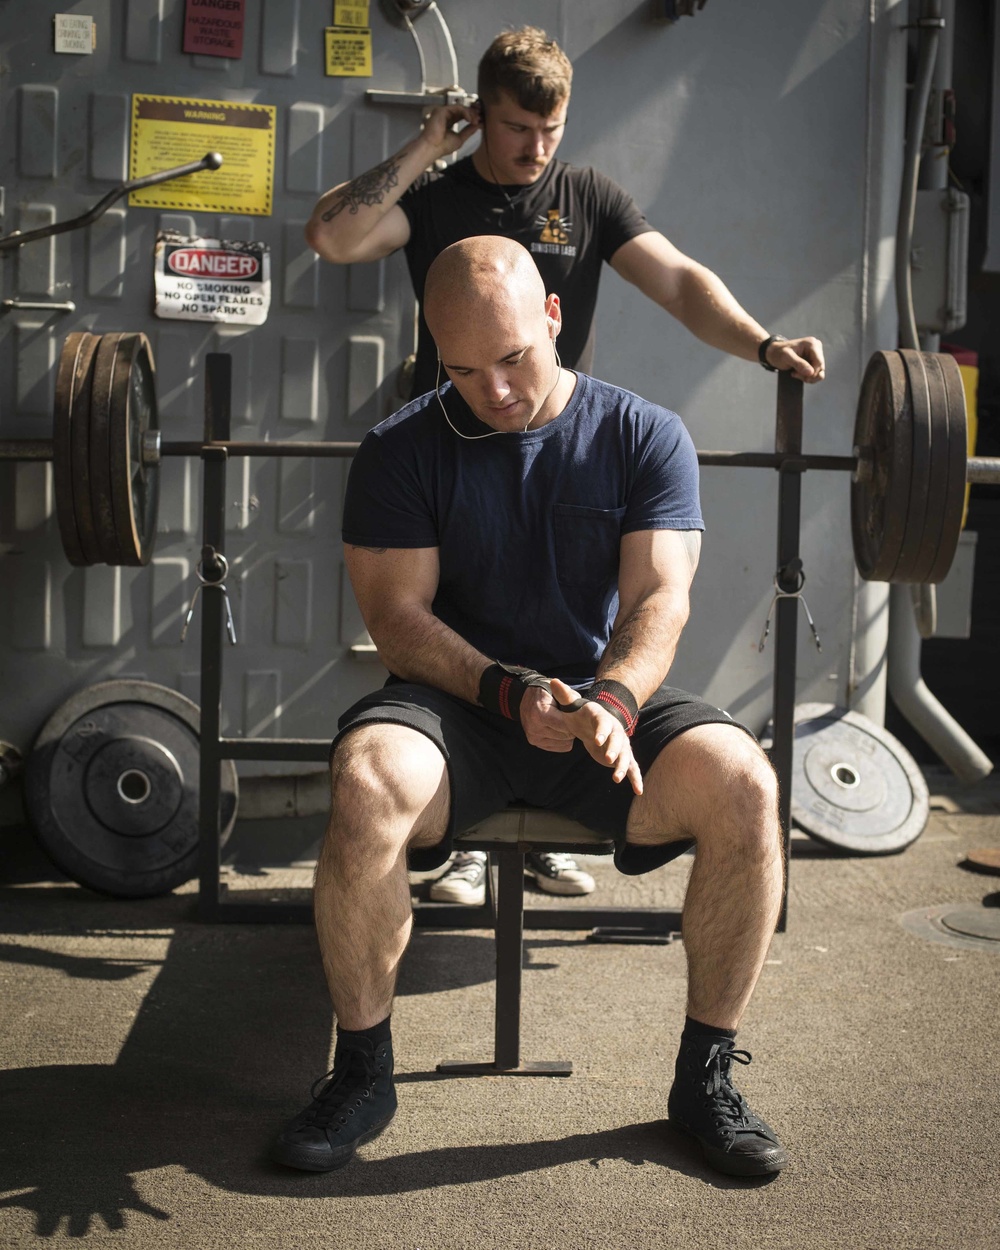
[334,1,369,26]
[128,95,276,217]
[325,26,372,77]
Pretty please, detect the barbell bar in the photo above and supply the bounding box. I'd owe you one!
[1,333,999,581]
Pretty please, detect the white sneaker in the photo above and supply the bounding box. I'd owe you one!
[524,852,595,896]
[428,851,487,905]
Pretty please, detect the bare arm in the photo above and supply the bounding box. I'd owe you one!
[305,104,481,265]
[344,543,488,701]
[595,528,700,698]
[610,232,825,383]
[522,529,702,795]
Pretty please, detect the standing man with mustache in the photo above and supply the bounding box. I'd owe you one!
[306,26,825,401]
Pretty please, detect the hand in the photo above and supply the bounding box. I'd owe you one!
[546,678,644,796]
[519,685,576,753]
[419,104,481,160]
[766,335,825,383]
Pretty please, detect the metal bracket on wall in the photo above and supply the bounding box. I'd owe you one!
[366,1,467,109]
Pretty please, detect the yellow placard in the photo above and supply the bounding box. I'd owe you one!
[128,95,276,217]
[325,26,372,77]
[334,1,369,26]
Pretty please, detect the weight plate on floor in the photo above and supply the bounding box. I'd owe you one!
[763,703,929,855]
[53,332,92,566]
[64,331,105,565]
[24,680,238,898]
[108,332,159,566]
[88,332,125,565]
[851,350,912,581]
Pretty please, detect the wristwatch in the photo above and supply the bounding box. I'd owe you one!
[758,334,786,372]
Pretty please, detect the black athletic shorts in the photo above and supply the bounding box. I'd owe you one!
[331,681,756,877]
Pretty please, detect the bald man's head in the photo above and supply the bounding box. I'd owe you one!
[423,236,569,434]
[424,236,547,342]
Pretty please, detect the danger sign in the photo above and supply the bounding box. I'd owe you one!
[154,233,271,324]
[167,247,261,279]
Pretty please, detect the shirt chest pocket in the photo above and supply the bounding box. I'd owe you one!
[552,503,627,589]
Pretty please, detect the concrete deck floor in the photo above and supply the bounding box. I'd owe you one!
[1,783,999,1250]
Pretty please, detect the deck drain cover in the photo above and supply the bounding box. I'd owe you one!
[939,905,1000,942]
[900,904,1000,952]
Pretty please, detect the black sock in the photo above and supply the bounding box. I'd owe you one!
[681,1014,737,1044]
[337,1016,392,1049]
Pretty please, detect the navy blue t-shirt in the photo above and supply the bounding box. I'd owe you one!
[342,373,702,684]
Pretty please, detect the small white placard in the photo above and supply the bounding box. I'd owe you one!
[54,14,95,55]
[154,232,271,325]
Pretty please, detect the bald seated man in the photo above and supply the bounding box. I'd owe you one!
[271,236,789,1180]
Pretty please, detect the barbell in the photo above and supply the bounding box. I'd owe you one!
[2,331,998,582]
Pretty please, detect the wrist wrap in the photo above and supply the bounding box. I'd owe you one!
[478,662,551,721]
[583,679,640,736]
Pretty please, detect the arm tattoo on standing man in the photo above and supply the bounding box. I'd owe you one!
[321,158,401,221]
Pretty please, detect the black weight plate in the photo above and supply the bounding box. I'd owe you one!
[851,350,912,580]
[925,351,968,584]
[53,332,90,566]
[890,350,934,581]
[763,703,929,855]
[109,333,159,566]
[67,332,104,565]
[88,332,125,565]
[24,680,238,898]
[905,352,952,583]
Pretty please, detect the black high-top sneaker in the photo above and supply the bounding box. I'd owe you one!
[272,1035,396,1172]
[667,1037,788,1177]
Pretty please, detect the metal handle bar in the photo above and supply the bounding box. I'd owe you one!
[7,436,996,482]
[0,152,223,253]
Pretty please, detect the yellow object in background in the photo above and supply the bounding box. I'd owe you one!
[129,95,276,216]
[957,362,978,530]
[325,26,372,76]
[334,1,369,26]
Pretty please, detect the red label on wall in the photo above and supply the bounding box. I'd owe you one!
[183,0,246,59]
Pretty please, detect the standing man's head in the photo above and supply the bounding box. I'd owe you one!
[424,236,568,433]
[473,27,573,187]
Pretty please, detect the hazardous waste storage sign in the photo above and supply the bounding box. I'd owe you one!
[183,0,246,58]
[154,234,271,324]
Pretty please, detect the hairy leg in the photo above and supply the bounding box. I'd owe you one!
[626,725,784,1030]
[314,723,450,1029]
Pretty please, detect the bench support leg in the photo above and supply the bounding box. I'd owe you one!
[436,847,572,1077]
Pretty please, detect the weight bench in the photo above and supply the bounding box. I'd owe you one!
[434,806,683,1076]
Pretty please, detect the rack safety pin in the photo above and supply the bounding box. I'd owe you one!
[758,568,822,654]
[180,551,237,644]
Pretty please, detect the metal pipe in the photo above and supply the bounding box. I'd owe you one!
[887,584,992,781]
[888,0,991,780]
[0,154,222,253]
[894,1,943,350]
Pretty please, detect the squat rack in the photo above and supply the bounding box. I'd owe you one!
[193,353,809,932]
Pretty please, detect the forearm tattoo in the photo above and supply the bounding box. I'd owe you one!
[321,158,401,221]
[601,604,651,669]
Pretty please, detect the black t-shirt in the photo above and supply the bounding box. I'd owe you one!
[398,156,654,398]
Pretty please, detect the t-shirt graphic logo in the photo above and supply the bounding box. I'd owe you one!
[536,210,572,244]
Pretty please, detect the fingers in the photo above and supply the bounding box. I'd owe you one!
[547,676,585,708]
[775,336,826,384]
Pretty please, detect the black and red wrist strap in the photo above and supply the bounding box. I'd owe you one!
[478,664,639,736]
